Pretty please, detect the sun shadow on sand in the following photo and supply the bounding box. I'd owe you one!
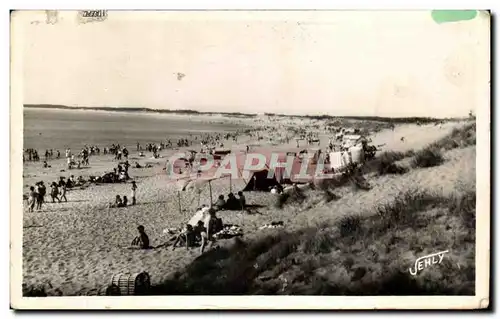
[245,204,266,209]
[132,200,174,206]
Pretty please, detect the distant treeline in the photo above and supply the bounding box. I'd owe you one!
[24,104,258,118]
[24,104,463,123]
[263,113,464,124]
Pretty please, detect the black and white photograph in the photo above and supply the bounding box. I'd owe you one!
[10,10,490,309]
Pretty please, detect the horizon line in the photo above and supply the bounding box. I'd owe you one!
[23,104,468,121]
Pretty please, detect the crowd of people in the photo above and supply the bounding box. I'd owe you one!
[129,208,223,254]
[171,208,223,254]
[128,189,247,254]
[212,192,246,211]
[26,175,79,212]
[23,149,41,162]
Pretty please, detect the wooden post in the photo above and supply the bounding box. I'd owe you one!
[197,189,201,208]
[209,179,213,207]
[177,191,182,215]
[229,175,232,193]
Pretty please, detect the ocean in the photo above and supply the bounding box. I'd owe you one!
[23,108,243,151]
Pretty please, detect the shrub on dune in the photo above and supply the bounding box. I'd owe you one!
[323,190,341,202]
[377,157,408,175]
[430,122,476,151]
[361,151,407,175]
[448,190,476,229]
[338,215,362,238]
[274,187,307,209]
[374,189,444,229]
[411,147,445,168]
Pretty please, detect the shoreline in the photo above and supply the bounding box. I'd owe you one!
[24,104,465,122]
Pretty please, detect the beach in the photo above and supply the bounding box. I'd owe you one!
[21,108,475,296]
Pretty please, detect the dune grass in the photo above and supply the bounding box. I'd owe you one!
[430,123,476,151]
[151,187,475,295]
[411,147,445,168]
[360,122,475,174]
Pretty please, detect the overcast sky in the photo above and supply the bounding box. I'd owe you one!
[20,11,489,117]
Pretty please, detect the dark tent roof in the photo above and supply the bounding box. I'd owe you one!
[242,169,281,192]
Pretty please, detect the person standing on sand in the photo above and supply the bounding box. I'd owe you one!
[28,186,37,212]
[131,181,137,205]
[36,181,46,210]
[50,182,61,203]
[58,177,68,202]
[200,209,221,254]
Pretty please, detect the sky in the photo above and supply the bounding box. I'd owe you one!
[19,11,489,117]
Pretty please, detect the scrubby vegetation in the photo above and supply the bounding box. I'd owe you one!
[274,188,307,209]
[430,123,476,150]
[360,122,475,173]
[151,188,475,295]
[411,147,445,168]
[362,151,411,176]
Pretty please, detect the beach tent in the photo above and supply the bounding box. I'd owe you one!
[177,148,334,192]
[188,207,210,227]
[242,169,281,191]
[212,148,231,160]
[343,134,363,142]
[329,151,344,171]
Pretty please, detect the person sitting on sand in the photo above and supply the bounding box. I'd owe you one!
[135,162,142,168]
[50,182,61,203]
[116,169,126,181]
[172,224,196,251]
[131,225,151,249]
[237,191,246,210]
[110,195,123,208]
[122,196,128,207]
[77,176,85,185]
[224,193,240,210]
[43,161,51,168]
[213,195,226,211]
